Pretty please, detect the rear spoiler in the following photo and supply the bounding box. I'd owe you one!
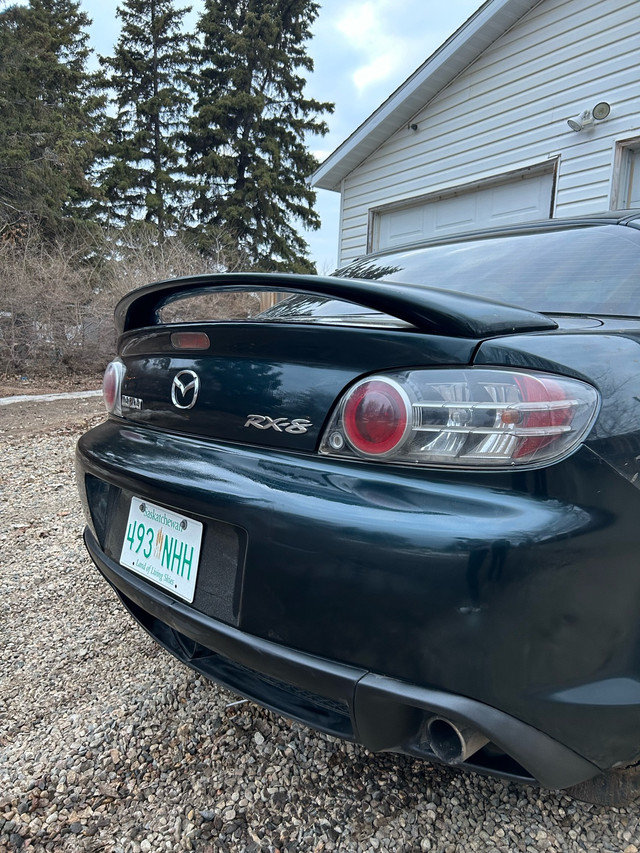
[114,272,558,339]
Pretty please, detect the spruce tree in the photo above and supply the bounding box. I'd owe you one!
[0,0,104,237]
[186,0,333,272]
[98,0,193,237]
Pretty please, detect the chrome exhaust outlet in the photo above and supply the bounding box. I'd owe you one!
[427,716,489,764]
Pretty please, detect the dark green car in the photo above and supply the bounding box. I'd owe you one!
[77,211,640,804]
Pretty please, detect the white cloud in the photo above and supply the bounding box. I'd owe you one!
[311,148,335,162]
[330,0,481,97]
[335,0,409,93]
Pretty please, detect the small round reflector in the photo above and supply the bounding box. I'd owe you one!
[343,378,411,455]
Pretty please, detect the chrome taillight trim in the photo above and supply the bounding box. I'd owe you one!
[412,400,581,412]
[412,424,572,436]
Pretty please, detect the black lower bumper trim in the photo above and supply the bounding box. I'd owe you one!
[354,675,599,790]
[85,529,600,790]
[119,592,355,739]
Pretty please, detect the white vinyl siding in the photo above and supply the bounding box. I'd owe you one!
[337,0,640,263]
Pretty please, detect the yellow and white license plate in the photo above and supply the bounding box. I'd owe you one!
[120,498,203,603]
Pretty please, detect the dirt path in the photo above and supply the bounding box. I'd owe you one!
[0,390,105,438]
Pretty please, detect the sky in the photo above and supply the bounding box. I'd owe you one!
[80,0,482,271]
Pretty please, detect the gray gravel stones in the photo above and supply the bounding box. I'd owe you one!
[1,406,640,852]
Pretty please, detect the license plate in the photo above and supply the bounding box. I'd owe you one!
[120,498,203,603]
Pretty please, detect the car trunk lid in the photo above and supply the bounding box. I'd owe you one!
[113,274,557,450]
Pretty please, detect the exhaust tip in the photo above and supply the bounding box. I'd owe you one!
[427,717,489,765]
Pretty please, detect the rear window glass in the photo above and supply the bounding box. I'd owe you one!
[335,225,640,317]
[258,294,410,327]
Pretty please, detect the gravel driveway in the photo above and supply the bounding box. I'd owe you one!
[1,395,639,852]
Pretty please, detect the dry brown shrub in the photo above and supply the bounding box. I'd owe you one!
[0,224,267,378]
[100,225,260,327]
[0,228,104,376]
[100,224,250,301]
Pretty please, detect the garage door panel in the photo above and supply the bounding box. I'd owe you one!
[379,207,426,248]
[433,194,479,235]
[485,174,553,223]
[374,169,554,252]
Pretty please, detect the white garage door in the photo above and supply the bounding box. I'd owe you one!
[373,169,555,252]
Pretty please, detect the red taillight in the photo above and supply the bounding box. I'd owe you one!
[513,375,573,458]
[343,378,411,455]
[102,360,124,415]
[320,368,600,469]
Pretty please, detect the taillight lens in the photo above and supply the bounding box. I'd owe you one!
[320,368,600,469]
[102,360,126,416]
[343,378,411,455]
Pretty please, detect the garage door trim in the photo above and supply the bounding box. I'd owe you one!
[367,158,560,254]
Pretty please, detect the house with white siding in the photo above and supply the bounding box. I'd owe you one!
[312,0,640,265]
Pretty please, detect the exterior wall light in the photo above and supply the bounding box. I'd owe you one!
[568,102,611,132]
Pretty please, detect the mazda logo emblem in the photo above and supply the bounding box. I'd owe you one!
[171,370,200,410]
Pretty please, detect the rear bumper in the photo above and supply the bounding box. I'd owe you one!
[77,420,640,784]
[85,529,598,790]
